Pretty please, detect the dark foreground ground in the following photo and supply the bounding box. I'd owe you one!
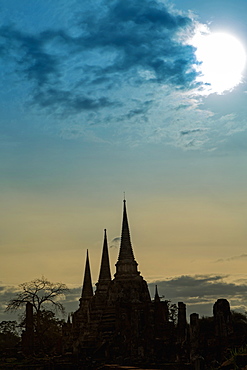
[0,355,193,370]
[1,353,247,370]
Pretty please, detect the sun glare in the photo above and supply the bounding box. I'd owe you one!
[192,31,246,94]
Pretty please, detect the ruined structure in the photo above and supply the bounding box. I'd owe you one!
[67,200,235,366]
[72,200,157,364]
[22,302,34,355]
[187,300,234,365]
[213,299,234,361]
[18,200,238,368]
[213,299,233,339]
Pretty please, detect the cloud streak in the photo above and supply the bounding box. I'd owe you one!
[216,254,247,263]
[2,275,247,320]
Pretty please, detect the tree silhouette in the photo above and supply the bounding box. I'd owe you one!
[19,310,65,355]
[0,321,20,354]
[6,276,69,315]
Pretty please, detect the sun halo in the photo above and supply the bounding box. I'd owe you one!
[192,31,246,94]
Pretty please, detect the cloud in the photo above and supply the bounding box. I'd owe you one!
[77,0,197,87]
[149,275,247,316]
[150,274,247,299]
[0,2,202,136]
[0,285,20,321]
[0,0,246,149]
[0,26,61,86]
[216,254,247,263]
[0,1,198,101]
[61,287,81,316]
[33,89,118,116]
[180,128,206,136]
[0,284,81,321]
[2,275,247,320]
[110,237,121,249]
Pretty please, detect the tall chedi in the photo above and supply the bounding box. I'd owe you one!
[90,229,111,322]
[72,200,154,362]
[95,229,111,297]
[80,249,93,305]
[72,250,93,342]
[82,230,112,346]
[101,200,153,361]
[108,199,151,304]
[115,199,139,278]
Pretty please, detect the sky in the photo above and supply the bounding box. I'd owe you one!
[1,0,247,321]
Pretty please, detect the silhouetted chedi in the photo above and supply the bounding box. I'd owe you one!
[72,200,154,363]
[68,200,237,367]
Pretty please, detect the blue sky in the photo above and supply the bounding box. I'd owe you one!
[1,0,247,320]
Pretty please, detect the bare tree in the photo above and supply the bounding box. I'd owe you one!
[5,276,69,315]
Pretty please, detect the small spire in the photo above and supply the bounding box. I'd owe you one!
[97,229,111,285]
[154,285,160,302]
[80,250,93,301]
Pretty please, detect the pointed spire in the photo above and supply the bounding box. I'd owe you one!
[80,250,93,302]
[95,229,111,293]
[115,200,139,278]
[118,200,135,261]
[154,285,160,302]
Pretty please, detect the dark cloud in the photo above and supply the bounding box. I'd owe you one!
[0,285,20,321]
[2,276,247,320]
[149,275,247,316]
[110,237,121,249]
[181,128,205,136]
[125,100,154,120]
[43,277,247,319]
[0,0,199,119]
[1,1,244,148]
[33,88,118,116]
[0,285,81,321]
[61,287,81,316]
[0,26,60,86]
[149,274,247,299]
[78,0,197,86]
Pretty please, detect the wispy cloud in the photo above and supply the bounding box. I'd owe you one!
[110,237,121,249]
[216,254,247,263]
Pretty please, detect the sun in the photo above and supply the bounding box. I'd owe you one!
[192,31,246,94]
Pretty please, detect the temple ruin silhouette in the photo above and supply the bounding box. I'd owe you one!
[60,200,235,367]
[71,200,154,362]
[19,200,239,367]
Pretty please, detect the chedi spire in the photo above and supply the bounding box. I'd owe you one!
[80,250,93,304]
[95,229,111,294]
[154,285,160,303]
[115,200,139,278]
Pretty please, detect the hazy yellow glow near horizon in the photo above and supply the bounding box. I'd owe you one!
[192,31,246,94]
[1,192,247,287]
